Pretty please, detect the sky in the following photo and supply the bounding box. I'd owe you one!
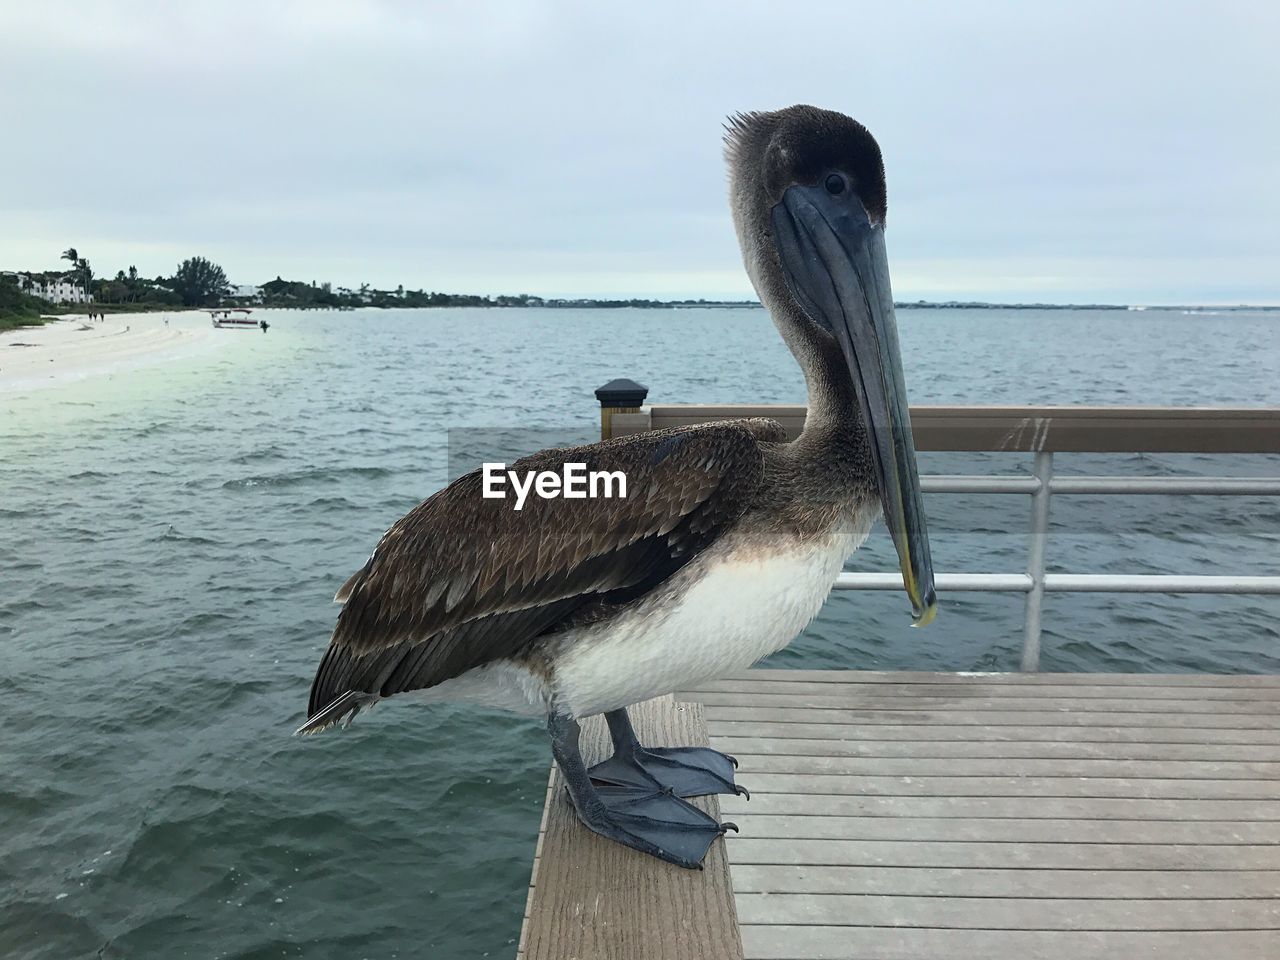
[2,1,1278,303]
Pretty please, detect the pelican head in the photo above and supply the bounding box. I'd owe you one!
[726,105,937,626]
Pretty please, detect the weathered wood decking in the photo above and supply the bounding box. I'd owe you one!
[520,670,1280,960]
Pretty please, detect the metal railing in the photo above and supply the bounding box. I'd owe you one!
[593,383,1280,671]
[834,457,1280,670]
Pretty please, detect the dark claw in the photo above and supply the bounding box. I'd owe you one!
[735,784,751,800]
[721,821,739,834]
[726,754,739,769]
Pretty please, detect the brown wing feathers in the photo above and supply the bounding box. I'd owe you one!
[302,423,772,726]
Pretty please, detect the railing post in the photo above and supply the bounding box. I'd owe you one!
[1021,451,1054,671]
[595,378,648,441]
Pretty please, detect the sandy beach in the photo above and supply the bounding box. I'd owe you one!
[0,311,217,395]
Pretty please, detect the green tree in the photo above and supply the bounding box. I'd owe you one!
[173,256,230,307]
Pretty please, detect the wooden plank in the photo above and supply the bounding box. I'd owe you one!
[738,926,1280,960]
[647,404,1280,453]
[725,773,1280,799]
[519,696,743,960]
[691,692,1280,714]
[609,411,653,438]
[729,864,1280,898]
[703,706,1280,728]
[712,669,1280,687]
[718,792,1280,821]
[729,754,1280,780]
[516,769,558,959]
[735,893,1280,930]
[686,678,1280,700]
[711,735,1280,761]
[706,719,1280,744]
[719,815,1280,844]
[725,838,1280,869]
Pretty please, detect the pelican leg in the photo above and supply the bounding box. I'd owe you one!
[586,707,748,800]
[548,712,735,869]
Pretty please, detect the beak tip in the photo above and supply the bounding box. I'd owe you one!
[911,586,938,628]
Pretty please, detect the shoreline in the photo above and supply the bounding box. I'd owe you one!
[0,310,216,396]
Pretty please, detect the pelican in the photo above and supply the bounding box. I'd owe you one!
[298,105,936,869]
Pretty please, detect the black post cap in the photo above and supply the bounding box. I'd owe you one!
[595,378,648,408]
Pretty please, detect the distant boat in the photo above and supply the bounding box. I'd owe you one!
[210,308,268,332]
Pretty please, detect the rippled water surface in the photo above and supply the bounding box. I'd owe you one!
[3,307,1279,959]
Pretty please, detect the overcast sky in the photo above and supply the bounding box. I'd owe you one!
[3,1,1278,303]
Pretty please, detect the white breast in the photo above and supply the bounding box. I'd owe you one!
[551,508,874,718]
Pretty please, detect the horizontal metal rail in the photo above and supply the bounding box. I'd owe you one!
[836,572,1280,594]
[922,475,1280,495]
[836,572,1033,592]
[1045,574,1280,594]
[1050,477,1280,495]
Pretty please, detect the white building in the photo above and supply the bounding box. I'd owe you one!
[4,272,90,304]
[230,283,263,302]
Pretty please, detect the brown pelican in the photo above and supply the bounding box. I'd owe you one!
[298,105,936,869]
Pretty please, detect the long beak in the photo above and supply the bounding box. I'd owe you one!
[771,184,937,626]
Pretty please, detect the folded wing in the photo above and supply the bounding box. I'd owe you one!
[300,420,782,732]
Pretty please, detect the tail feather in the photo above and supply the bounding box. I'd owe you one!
[294,690,376,737]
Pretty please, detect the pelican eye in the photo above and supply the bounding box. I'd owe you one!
[824,173,846,196]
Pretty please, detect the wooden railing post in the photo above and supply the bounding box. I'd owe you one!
[595,378,648,441]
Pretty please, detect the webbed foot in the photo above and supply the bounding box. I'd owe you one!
[549,710,738,869]
[591,707,749,799]
[589,745,749,799]
[577,783,738,869]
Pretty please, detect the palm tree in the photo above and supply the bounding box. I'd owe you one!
[61,248,89,302]
[75,258,93,304]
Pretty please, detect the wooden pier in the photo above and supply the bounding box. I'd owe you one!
[519,669,1280,960]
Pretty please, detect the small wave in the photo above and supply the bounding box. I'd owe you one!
[155,524,219,545]
[169,611,238,635]
[301,495,357,510]
[221,465,392,489]
[129,420,178,437]
[230,444,289,465]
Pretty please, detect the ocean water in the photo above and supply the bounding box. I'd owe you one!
[2,306,1278,959]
